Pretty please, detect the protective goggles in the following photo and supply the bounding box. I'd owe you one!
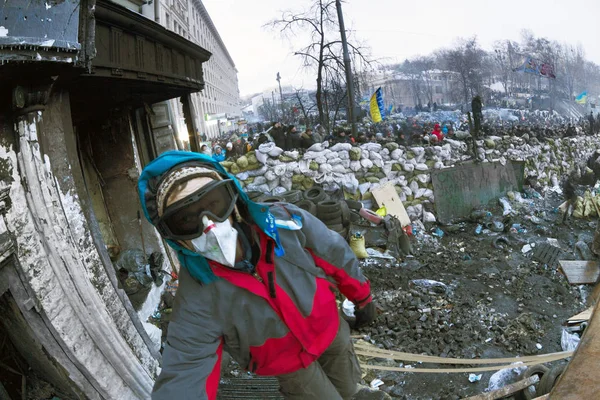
[157,179,239,240]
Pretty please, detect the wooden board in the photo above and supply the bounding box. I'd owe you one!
[567,306,594,324]
[463,375,538,400]
[370,183,411,227]
[559,260,600,285]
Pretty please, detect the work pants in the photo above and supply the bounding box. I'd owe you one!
[276,317,361,400]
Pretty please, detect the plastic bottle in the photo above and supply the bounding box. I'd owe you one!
[475,224,483,235]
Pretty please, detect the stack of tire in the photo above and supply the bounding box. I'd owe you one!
[249,187,363,239]
[297,187,363,239]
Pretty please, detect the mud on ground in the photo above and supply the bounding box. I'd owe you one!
[353,190,593,399]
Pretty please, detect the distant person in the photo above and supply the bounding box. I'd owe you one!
[431,123,444,143]
[589,112,595,136]
[271,122,286,149]
[200,144,211,156]
[286,125,301,150]
[300,128,315,149]
[212,145,226,162]
[313,125,325,143]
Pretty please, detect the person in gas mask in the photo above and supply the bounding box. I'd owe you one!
[138,151,375,400]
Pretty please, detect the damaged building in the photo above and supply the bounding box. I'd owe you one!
[0,0,212,398]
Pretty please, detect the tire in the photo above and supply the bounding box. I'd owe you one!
[317,201,343,221]
[327,223,344,232]
[336,228,349,239]
[345,199,363,211]
[304,187,327,203]
[538,364,566,395]
[296,200,317,216]
[340,201,351,226]
[321,216,343,226]
[282,190,303,204]
[258,195,285,204]
[521,364,549,400]
[349,210,361,223]
[247,191,264,201]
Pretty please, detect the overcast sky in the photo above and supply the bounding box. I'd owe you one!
[202,0,600,98]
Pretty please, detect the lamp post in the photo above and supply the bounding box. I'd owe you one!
[335,0,357,136]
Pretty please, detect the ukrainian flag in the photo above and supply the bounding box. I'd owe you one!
[575,91,587,104]
[370,88,385,123]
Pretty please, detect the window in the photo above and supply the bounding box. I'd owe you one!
[165,13,171,29]
[435,86,442,94]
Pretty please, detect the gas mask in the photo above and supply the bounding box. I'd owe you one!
[190,216,238,267]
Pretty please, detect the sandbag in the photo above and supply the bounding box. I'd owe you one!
[319,163,333,174]
[247,153,258,165]
[283,150,299,160]
[253,176,267,185]
[255,150,268,165]
[349,235,369,259]
[337,151,350,160]
[247,166,267,177]
[267,178,280,191]
[264,170,277,181]
[273,164,287,177]
[330,143,353,152]
[258,142,274,154]
[349,147,362,161]
[268,147,284,157]
[236,155,249,168]
[280,176,293,191]
[391,149,403,160]
[236,172,249,181]
[350,160,362,172]
[360,159,373,169]
[307,143,324,152]
[332,164,346,173]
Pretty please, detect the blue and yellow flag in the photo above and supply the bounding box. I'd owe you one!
[575,91,587,104]
[370,88,385,123]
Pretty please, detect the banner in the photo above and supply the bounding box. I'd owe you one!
[514,57,556,79]
[370,87,385,123]
[575,91,588,105]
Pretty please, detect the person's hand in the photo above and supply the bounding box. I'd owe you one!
[353,301,376,329]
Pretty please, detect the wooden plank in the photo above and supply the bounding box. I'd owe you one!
[559,260,600,285]
[370,183,411,227]
[567,306,594,324]
[551,298,600,399]
[463,375,538,400]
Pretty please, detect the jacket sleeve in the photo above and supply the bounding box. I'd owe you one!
[152,271,223,400]
[283,204,372,306]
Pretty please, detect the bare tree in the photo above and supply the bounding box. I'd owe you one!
[492,40,520,96]
[440,37,487,105]
[293,88,317,125]
[266,0,373,130]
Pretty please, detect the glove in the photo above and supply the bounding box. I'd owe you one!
[353,301,376,329]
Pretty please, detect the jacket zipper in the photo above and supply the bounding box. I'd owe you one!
[251,271,263,282]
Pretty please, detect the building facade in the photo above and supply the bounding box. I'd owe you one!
[363,70,461,110]
[143,0,242,140]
